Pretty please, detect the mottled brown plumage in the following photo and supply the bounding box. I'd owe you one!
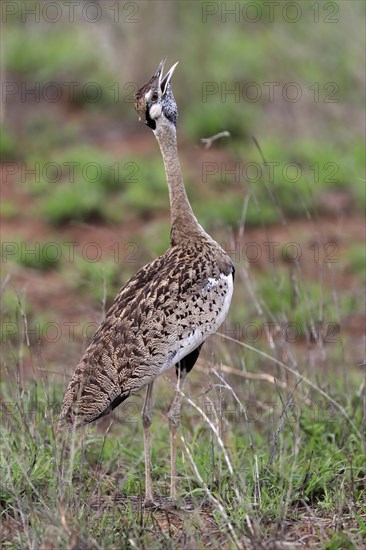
[58,59,234,503]
[58,240,233,429]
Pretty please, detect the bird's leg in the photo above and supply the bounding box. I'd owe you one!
[141,381,154,505]
[167,366,187,503]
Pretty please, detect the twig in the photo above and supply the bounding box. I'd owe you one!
[180,435,246,549]
[217,333,363,442]
[180,390,240,501]
[199,361,313,407]
[267,378,303,468]
[201,131,231,149]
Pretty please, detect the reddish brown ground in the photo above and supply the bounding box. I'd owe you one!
[2,142,365,362]
[1,97,365,548]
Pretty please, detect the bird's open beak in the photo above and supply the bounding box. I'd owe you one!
[160,61,179,96]
[154,58,179,96]
[154,57,167,80]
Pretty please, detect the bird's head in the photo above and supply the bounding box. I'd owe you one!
[134,58,178,131]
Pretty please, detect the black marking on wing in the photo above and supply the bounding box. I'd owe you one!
[59,240,234,430]
[92,392,130,422]
[176,344,203,377]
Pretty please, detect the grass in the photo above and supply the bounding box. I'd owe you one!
[241,138,366,225]
[138,220,171,258]
[1,339,365,547]
[22,114,80,159]
[68,255,124,305]
[1,231,365,547]
[33,152,191,225]
[256,271,358,324]
[5,19,110,100]
[4,14,132,115]
[190,137,365,230]
[7,239,62,271]
[122,156,175,217]
[1,1,365,546]
[0,125,18,161]
[183,100,259,143]
[22,144,122,195]
[41,181,106,224]
[347,245,366,283]
[0,200,19,219]
[0,287,31,344]
[31,146,133,224]
[19,149,171,225]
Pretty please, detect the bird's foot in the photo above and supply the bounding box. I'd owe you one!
[168,488,179,509]
[143,496,158,509]
[142,495,181,510]
[166,498,179,510]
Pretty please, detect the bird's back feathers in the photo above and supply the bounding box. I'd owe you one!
[58,238,234,429]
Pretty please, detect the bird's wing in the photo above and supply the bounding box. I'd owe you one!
[58,244,234,429]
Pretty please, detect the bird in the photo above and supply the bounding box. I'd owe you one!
[58,58,235,506]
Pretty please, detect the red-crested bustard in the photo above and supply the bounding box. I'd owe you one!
[58,59,235,505]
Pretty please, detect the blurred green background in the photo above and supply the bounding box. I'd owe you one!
[1,2,366,546]
[1,0,364,367]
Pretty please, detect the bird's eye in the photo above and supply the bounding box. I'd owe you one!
[151,92,159,102]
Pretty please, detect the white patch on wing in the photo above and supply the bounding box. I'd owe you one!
[158,271,234,375]
[210,272,234,334]
[203,277,219,291]
[159,327,204,375]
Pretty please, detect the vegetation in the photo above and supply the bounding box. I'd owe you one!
[0,125,18,161]
[7,240,62,271]
[69,255,124,305]
[0,200,19,220]
[347,245,366,283]
[1,320,365,547]
[1,1,365,547]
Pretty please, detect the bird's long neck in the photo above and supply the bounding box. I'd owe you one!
[154,122,204,245]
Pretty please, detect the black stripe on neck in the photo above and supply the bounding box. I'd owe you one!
[145,106,156,130]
